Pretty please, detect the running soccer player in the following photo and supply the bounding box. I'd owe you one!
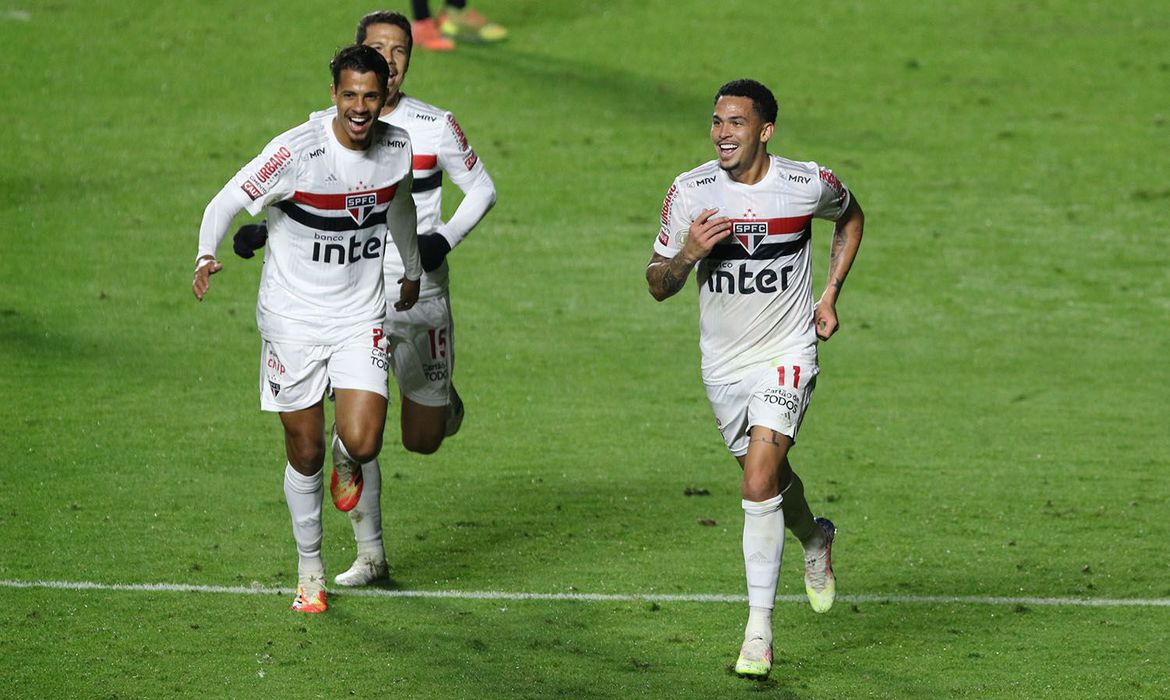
[233,10,497,588]
[646,79,865,679]
[192,45,422,613]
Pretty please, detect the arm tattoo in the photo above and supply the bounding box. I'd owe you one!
[647,256,691,299]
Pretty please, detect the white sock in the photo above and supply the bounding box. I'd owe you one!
[283,463,324,576]
[332,430,356,466]
[742,493,784,640]
[745,607,773,645]
[348,458,385,560]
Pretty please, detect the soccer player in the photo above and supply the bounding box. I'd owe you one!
[646,79,865,678]
[192,45,423,613]
[234,10,497,588]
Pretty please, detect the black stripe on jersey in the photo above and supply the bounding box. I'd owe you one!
[706,229,811,261]
[275,201,387,232]
[412,171,443,193]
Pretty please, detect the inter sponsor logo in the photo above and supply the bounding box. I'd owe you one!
[705,262,793,295]
[311,234,383,264]
[345,192,378,225]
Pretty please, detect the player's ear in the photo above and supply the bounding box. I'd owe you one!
[760,122,774,144]
[330,83,339,106]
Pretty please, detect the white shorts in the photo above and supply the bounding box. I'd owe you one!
[259,325,390,413]
[705,359,819,457]
[385,295,454,408]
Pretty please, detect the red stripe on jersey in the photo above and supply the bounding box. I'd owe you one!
[291,185,398,210]
[413,154,437,170]
[727,215,813,235]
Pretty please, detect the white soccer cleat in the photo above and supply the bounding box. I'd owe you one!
[804,517,837,613]
[444,386,465,438]
[734,636,773,678]
[333,554,390,587]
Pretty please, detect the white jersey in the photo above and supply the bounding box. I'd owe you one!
[654,155,851,384]
[314,95,493,301]
[231,117,415,344]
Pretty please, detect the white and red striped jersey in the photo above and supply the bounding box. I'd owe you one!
[314,95,494,301]
[653,155,851,384]
[230,117,418,344]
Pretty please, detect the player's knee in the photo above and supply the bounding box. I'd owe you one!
[401,427,443,455]
[342,432,382,463]
[286,436,325,471]
[741,472,781,502]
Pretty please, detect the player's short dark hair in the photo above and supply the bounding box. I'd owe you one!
[714,79,778,124]
[356,10,413,59]
[330,44,390,91]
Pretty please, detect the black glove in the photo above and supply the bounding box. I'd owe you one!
[233,220,269,259]
[417,233,452,272]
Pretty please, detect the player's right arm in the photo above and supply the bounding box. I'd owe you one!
[194,135,298,300]
[192,185,250,300]
[646,208,732,302]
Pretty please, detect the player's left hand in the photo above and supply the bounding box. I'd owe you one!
[394,276,420,311]
[813,299,839,340]
[417,234,451,272]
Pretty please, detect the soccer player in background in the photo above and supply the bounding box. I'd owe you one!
[410,0,508,51]
[234,10,497,588]
[646,79,865,678]
[193,45,423,613]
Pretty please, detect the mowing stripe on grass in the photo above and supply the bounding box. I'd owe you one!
[3,578,1170,608]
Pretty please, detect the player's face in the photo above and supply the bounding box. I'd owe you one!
[362,22,410,109]
[330,69,389,150]
[711,96,773,178]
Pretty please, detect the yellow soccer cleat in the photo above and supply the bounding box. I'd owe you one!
[734,637,773,678]
[804,517,837,613]
[439,6,508,43]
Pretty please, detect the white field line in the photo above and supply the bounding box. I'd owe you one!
[3,578,1170,608]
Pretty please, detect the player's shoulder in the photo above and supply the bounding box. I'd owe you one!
[673,160,722,189]
[309,105,337,122]
[371,122,413,155]
[769,154,832,190]
[394,95,447,126]
[270,118,329,156]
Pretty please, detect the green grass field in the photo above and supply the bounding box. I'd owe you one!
[2,1,1169,697]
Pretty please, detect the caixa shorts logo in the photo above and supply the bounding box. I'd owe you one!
[346,192,378,225]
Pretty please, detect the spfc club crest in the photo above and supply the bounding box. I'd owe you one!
[345,192,378,225]
[732,221,768,254]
